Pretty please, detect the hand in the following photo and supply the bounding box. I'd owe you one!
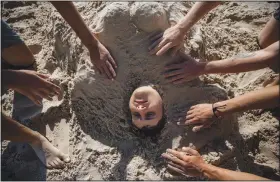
[164,53,206,84]
[148,24,186,56]
[162,147,206,177]
[89,41,117,80]
[177,104,214,132]
[4,70,62,106]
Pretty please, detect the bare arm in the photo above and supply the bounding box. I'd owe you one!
[162,147,269,180]
[164,41,279,84]
[51,2,97,49]
[214,85,279,117]
[181,85,279,132]
[1,113,40,143]
[177,2,221,34]
[2,69,61,105]
[149,2,220,56]
[204,41,279,74]
[51,2,117,79]
[201,163,269,180]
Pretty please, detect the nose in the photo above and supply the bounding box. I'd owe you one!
[137,105,146,110]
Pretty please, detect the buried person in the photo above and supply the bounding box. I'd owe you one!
[128,84,166,136]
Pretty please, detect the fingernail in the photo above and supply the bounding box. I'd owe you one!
[65,157,71,162]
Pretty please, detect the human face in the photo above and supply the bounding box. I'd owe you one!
[129,86,163,129]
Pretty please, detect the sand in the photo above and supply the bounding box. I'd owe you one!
[1,1,279,180]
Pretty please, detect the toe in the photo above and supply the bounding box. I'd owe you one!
[47,161,56,169]
[50,161,58,169]
[60,153,71,163]
[55,158,65,169]
[52,160,61,169]
[46,162,53,169]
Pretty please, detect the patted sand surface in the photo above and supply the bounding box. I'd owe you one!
[1,2,279,180]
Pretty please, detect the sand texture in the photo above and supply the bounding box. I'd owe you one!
[1,2,279,180]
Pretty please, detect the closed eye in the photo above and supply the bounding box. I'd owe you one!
[132,112,141,120]
[133,112,140,117]
[146,112,155,120]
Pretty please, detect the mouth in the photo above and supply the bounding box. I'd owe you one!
[134,99,148,104]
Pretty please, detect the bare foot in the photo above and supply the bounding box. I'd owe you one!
[30,134,70,169]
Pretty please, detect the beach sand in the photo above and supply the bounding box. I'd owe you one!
[1,1,279,180]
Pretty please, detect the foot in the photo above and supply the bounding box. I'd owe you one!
[30,133,70,169]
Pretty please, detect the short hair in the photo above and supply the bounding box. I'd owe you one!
[128,113,166,137]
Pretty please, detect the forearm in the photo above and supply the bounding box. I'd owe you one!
[2,69,17,88]
[1,113,40,144]
[177,2,221,33]
[204,42,279,74]
[201,163,269,180]
[214,85,279,116]
[51,2,98,49]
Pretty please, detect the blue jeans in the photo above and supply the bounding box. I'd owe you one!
[1,20,42,123]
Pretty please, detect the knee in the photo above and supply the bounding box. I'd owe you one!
[2,43,35,68]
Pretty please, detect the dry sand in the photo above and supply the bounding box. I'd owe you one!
[1,1,279,180]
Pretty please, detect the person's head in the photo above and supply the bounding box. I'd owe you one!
[129,84,164,131]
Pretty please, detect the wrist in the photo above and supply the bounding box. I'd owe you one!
[203,61,218,74]
[212,101,228,118]
[176,16,195,35]
[175,22,189,36]
[197,61,208,75]
[200,163,220,180]
[84,34,99,50]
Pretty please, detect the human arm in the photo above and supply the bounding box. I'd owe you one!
[149,2,221,56]
[203,41,279,74]
[51,2,117,79]
[1,113,41,143]
[179,85,279,132]
[164,41,279,84]
[2,69,61,105]
[162,147,269,180]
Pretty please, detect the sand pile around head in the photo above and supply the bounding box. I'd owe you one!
[1,1,279,181]
[63,2,236,180]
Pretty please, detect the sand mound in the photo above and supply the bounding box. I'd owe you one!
[1,2,279,180]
